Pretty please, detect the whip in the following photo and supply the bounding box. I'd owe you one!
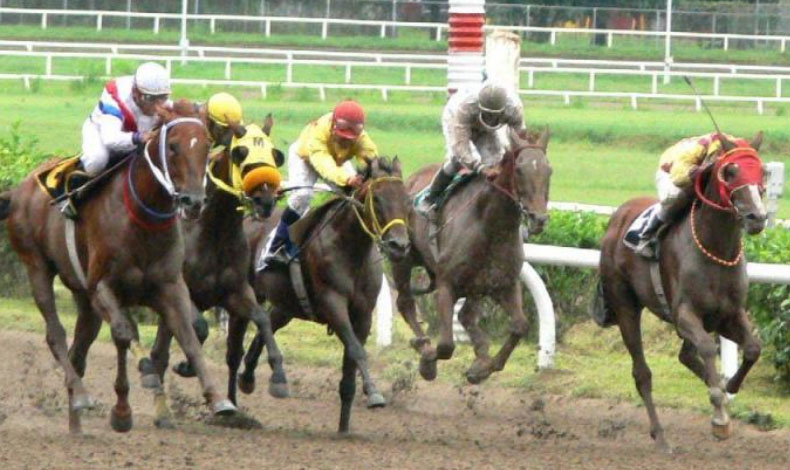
[683,75,724,137]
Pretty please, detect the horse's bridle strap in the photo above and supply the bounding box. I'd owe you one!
[352,176,406,242]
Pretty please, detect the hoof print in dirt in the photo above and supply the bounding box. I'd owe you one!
[597,419,626,440]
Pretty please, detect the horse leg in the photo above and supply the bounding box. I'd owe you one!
[675,304,731,440]
[67,292,102,434]
[678,339,706,381]
[172,304,208,378]
[224,285,288,398]
[458,298,492,384]
[225,314,249,406]
[109,326,133,432]
[338,347,357,434]
[27,264,95,433]
[609,281,669,452]
[150,281,235,416]
[392,260,434,358]
[719,309,762,395]
[238,307,292,396]
[146,317,175,429]
[415,281,453,381]
[471,283,528,383]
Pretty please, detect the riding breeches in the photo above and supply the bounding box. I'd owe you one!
[80,119,111,176]
[286,142,356,215]
[655,169,691,220]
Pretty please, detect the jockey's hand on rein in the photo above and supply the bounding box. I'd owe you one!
[481,166,501,181]
[346,174,365,190]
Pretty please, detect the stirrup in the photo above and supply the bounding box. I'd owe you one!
[260,244,293,271]
[633,238,657,259]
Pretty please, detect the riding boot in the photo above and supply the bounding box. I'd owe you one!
[633,209,664,258]
[415,168,454,220]
[59,164,91,221]
[261,207,301,269]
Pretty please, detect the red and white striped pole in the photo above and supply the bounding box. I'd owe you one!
[447,0,485,93]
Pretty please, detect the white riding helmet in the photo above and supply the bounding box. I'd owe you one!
[133,62,171,96]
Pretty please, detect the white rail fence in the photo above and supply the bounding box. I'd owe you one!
[5,7,790,53]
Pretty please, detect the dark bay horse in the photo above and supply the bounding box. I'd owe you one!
[237,157,411,433]
[597,133,766,451]
[391,129,552,384]
[141,117,288,427]
[0,101,237,434]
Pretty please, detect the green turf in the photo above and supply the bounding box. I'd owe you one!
[2,80,790,215]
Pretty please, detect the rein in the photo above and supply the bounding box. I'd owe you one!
[689,199,743,267]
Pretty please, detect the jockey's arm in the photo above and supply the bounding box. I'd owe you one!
[668,142,707,187]
[95,114,137,152]
[353,132,379,168]
[450,121,481,172]
[307,142,354,187]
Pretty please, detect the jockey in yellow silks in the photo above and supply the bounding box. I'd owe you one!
[260,100,378,267]
[634,132,732,256]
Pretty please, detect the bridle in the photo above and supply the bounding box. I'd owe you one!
[489,143,547,220]
[351,176,407,246]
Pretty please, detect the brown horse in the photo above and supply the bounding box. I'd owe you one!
[596,133,766,451]
[237,157,411,433]
[0,100,237,434]
[391,129,552,384]
[141,117,289,428]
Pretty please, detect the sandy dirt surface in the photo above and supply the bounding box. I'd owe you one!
[0,329,788,470]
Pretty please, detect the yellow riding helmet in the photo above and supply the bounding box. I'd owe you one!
[207,92,243,126]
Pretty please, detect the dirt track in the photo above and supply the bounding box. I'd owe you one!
[0,329,788,470]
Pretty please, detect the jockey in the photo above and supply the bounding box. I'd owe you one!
[633,132,733,257]
[415,80,525,218]
[260,100,378,266]
[202,92,244,150]
[62,62,172,219]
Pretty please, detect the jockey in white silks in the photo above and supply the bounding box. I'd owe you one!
[80,61,172,176]
[415,81,526,219]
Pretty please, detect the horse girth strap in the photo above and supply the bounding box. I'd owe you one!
[351,176,406,242]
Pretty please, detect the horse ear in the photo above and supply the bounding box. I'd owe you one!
[538,126,551,151]
[369,158,381,178]
[272,148,285,167]
[391,155,402,176]
[231,146,248,164]
[227,120,246,139]
[508,127,527,149]
[262,113,274,136]
[718,134,736,152]
[750,131,764,151]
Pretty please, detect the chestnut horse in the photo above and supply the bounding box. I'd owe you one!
[237,157,411,433]
[391,129,552,384]
[0,101,236,434]
[141,117,289,428]
[597,133,766,451]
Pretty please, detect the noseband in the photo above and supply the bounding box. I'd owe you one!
[489,144,546,219]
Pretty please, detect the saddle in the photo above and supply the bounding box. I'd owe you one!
[34,155,86,201]
[622,203,661,256]
[413,170,476,215]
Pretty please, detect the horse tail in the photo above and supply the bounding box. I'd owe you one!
[0,190,11,221]
[591,278,617,328]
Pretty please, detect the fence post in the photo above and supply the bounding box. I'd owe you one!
[405,65,411,85]
[375,273,393,347]
[45,55,52,76]
[588,71,595,92]
[41,12,47,29]
[286,55,293,83]
[106,56,112,75]
[550,30,556,45]
[777,78,782,98]
[97,14,103,32]
[380,23,386,38]
[651,73,658,94]
[528,69,534,88]
[631,94,638,110]
[757,99,764,115]
[381,87,388,101]
[345,64,351,83]
[713,76,720,96]
[260,84,267,98]
[318,85,326,101]
[210,18,215,34]
[765,161,785,227]
[154,16,159,34]
[265,19,271,37]
[322,21,328,40]
[225,60,231,80]
[783,38,787,53]
[607,31,613,48]
[724,36,729,51]
[695,96,701,112]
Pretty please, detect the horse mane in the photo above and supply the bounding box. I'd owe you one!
[359,156,395,180]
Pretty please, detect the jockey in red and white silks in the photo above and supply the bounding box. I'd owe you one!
[80,62,172,175]
[416,81,526,217]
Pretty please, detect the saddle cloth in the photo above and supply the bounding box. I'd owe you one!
[413,170,476,213]
[34,155,82,200]
[622,203,661,251]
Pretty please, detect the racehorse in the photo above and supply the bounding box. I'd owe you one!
[596,133,766,451]
[0,100,237,434]
[141,116,290,428]
[237,156,411,433]
[391,129,551,384]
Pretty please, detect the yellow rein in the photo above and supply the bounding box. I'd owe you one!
[351,176,407,242]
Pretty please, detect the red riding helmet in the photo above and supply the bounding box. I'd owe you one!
[332,100,365,140]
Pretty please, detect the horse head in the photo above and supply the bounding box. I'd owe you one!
[501,127,552,235]
[697,132,766,235]
[356,156,411,260]
[150,99,211,219]
[226,114,284,220]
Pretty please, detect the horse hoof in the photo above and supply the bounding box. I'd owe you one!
[110,406,133,433]
[207,409,262,430]
[71,393,97,412]
[366,392,386,409]
[154,417,175,430]
[172,361,197,378]
[419,357,437,381]
[212,399,238,416]
[465,360,492,385]
[140,373,161,390]
[436,343,455,360]
[268,380,289,399]
[712,420,733,440]
[238,374,255,395]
